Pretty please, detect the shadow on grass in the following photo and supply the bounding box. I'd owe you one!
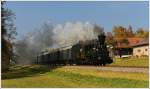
[2,65,61,80]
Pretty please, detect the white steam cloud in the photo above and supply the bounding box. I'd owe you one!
[52,22,101,47]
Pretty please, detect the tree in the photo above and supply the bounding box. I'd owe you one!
[1,1,16,72]
[106,32,114,45]
[135,28,149,38]
[126,25,134,37]
[144,30,149,38]
[112,26,127,43]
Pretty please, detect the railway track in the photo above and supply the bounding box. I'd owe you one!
[63,66,149,74]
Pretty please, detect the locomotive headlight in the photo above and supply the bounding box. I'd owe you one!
[98,57,101,60]
[93,48,96,51]
[107,45,109,48]
[80,48,83,52]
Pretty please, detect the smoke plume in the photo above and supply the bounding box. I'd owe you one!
[52,22,104,47]
[15,21,103,64]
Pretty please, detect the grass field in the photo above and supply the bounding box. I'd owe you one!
[108,57,149,67]
[1,65,149,88]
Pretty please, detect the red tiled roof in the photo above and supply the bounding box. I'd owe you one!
[131,38,149,47]
[127,38,142,46]
[115,38,148,48]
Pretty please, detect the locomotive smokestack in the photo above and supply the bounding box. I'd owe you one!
[98,33,106,44]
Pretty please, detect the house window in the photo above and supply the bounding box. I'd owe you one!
[145,49,147,51]
[138,49,141,52]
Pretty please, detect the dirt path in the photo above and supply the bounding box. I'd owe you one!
[64,66,149,74]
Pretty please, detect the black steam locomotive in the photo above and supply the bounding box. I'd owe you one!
[37,34,113,66]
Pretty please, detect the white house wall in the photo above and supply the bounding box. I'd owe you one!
[133,45,149,57]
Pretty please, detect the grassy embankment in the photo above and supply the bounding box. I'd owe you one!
[2,65,148,88]
[108,57,149,67]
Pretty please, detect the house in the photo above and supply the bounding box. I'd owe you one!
[114,38,142,57]
[131,38,149,57]
[113,37,148,58]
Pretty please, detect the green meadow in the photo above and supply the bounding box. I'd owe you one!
[2,65,148,88]
[109,57,148,67]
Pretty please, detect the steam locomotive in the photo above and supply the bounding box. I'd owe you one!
[37,34,113,66]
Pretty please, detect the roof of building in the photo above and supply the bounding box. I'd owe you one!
[131,38,149,47]
[127,38,142,46]
[115,38,148,48]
